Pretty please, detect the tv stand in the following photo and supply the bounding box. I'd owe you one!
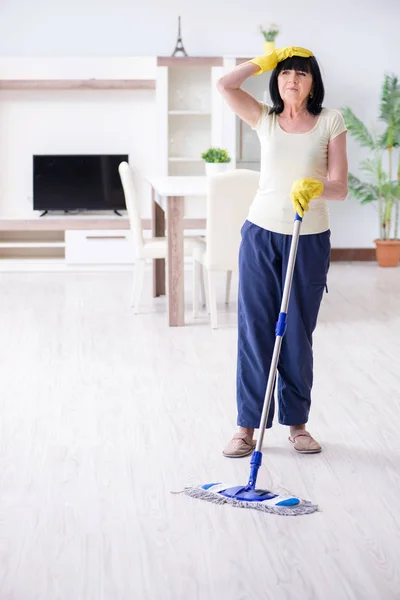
[39,209,124,217]
[0,216,205,267]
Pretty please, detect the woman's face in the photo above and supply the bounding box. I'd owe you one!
[277,68,313,107]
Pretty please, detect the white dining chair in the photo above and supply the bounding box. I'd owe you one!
[118,161,206,313]
[192,169,260,328]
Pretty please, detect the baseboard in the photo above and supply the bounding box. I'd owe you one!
[0,247,377,272]
[330,248,376,261]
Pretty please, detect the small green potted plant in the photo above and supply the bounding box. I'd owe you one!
[342,73,400,267]
[201,147,231,176]
[259,23,280,54]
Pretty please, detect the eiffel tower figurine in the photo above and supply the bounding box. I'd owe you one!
[172,16,188,57]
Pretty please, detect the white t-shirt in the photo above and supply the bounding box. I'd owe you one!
[247,103,347,235]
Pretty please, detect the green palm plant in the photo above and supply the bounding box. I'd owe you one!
[379,74,400,237]
[342,73,400,240]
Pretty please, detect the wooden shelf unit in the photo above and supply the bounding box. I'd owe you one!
[0,218,130,261]
[0,217,206,264]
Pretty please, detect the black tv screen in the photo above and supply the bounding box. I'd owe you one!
[33,154,128,211]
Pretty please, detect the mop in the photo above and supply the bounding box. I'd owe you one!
[178,213,319,516]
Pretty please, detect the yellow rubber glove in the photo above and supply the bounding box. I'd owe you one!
[290,178,324,218]
[249,46,313,76]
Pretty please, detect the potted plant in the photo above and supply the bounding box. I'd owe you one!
[201,147,231,175]
[342,73,400,267]
[259,23,279,55]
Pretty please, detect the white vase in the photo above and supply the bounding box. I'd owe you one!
[205,162,230,176]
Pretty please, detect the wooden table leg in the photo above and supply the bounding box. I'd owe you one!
[151,187,165,297]
[167,195,184,326]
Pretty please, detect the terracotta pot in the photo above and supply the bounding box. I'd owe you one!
[374,239,400,267]
[263,41,275,55]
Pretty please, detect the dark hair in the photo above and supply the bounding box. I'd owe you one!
[268,55,324,116]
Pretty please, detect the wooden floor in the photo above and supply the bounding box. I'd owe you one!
[0,263,399,600]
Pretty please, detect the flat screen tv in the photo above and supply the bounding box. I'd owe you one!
[33,154,128,213]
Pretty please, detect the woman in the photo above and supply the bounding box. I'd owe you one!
[217,46,348,456]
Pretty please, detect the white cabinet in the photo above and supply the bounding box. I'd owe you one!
[155,56,253,219]
[65,229,135,264]
[156,58,227,179]
[155,56,267,180]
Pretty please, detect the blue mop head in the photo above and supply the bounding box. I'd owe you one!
[179,482,318,516]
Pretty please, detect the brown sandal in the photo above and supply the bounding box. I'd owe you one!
[222,432,256,458]
[289,431,321,454]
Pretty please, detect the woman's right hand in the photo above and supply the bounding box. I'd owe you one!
[249,46,313,76]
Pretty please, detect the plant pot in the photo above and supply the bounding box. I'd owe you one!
[374,239,400,267]
[263,41,275,55]
[204,162,230,176]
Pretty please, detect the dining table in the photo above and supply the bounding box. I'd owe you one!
[146,175,208,327]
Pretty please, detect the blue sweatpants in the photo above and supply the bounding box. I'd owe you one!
[236,220,331,428]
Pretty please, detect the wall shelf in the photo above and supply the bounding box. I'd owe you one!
[0,79,156,90]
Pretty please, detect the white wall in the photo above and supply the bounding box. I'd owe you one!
[0,58,157,219]
[0,88,155,218]
[0,0,399,246]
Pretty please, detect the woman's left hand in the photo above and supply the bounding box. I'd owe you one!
[290,178,324,218]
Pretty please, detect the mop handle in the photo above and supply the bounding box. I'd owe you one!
[254,213,303,453]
